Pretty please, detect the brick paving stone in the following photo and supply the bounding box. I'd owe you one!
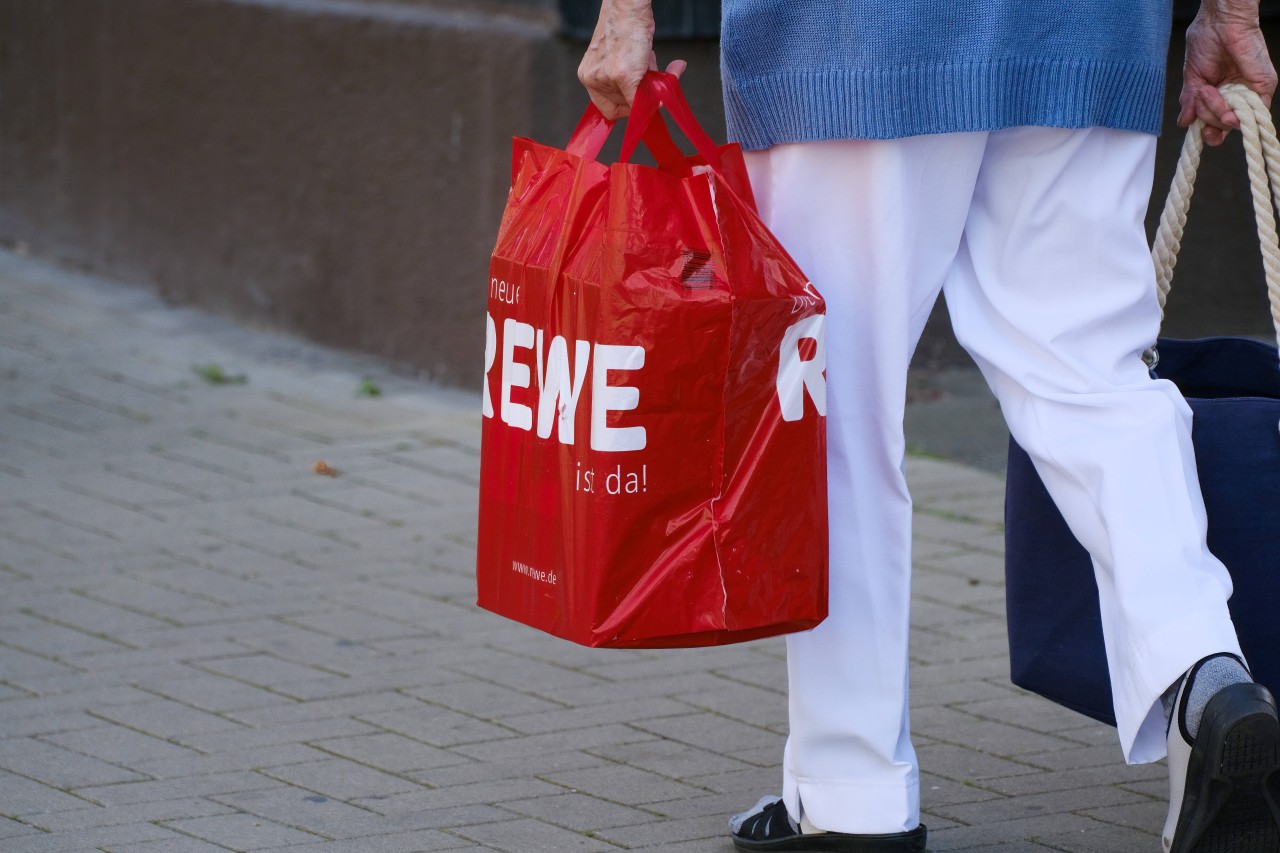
[77,772,280,807]
[912,706,1086,756]
[0,687,156,722]
[407,679,567,720]
[25,797,238,833]
[631,713,785,755]
[120,564,285,609]
[980,762,1163,798]
[1025,823,1163,853]
[310,732,474,773]
[1079,797,1171,834]
[0,254,1190,850]
[253,670,466,703]
[496,697,694,736]
[0,737,147,788]
[543,765,711,807]
[14,591,175,638]
[141,675,293,715]
[670,682,787,731]
[643,789,768,822]
[192,653,344,689]
[0,645,81,686]
[0,683,31,701]
[3,823,191,852]
[500,792,658,832]
[220,632,392,679]
[0,768,96,815]
[0,612,131,657]
[934,783,1151,827]
[0,816,45,842]
[914,742,1044,783]
[1119,776,1170,801]
[354,706,518,748]
[210,785,388,838]
[594,813,725,848]
[160,813,325,849]
[1018,742,1131,773]
[927,812,1121,851]
[102,839,244,852]
[279,607,429,643]
[276,831,475,853]
[942,843,1061,853]
[224,691,428,728]
[356,778,571,816]
[451,818,616,852]
[260,757,423,800]
[588,739,752,780]
[173,717,381,753]
[545,670,749,711]
[93,698,246,739]
[0,710,102,740]
[919,772,1007,809]
[45,724,201,766]
[408,749,607,788]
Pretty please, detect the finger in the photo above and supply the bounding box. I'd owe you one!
[590,91,631,122]
[1177,93,1197,129]
[665,59,687,79]
[1203,124,1228,147]
[1198,86,1239,131]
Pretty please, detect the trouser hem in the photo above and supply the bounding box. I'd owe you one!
[1119,608,1242,763]
[783,773,920,835]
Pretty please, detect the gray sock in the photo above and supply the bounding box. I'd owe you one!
[1162,654,1251,741]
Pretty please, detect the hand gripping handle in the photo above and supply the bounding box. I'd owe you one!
[1150,84,1280,363]
[565,72,723,176]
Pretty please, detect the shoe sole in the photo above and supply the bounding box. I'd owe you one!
[731,824,927,853]
[1170,683,1280,853]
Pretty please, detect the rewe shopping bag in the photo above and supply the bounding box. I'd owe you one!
[476,73,829,648]
[1005,85,1280,725]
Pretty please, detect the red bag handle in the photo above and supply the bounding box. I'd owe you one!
[565,102,689,175]
[621,72,723,172]
[564,72,722,175]
[565,104,615,160]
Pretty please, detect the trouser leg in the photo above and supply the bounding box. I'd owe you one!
[744,135,986,834]
[943,126,1242,763]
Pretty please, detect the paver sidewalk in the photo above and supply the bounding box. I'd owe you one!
[0,251,1167,852]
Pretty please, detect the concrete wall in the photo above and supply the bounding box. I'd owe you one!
[0,0,1276,385]
[0,0,722,385]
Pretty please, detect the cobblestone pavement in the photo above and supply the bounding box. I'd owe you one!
[0,251,1169,852]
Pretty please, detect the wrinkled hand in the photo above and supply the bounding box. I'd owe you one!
[578,0,686,120]
[1180,0,1277,145]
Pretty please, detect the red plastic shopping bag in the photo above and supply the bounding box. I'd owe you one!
[476,72,828,648]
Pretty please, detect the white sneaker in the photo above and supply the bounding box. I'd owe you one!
[1162,679,1280,852]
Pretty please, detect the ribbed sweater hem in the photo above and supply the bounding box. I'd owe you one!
[723,58,1166,149]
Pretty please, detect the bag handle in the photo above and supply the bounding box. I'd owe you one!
[565,100,690,174]
[620,72,724,172]
[565,73,722,174]
[1150,83,1280,363]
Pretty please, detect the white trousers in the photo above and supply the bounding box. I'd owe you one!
[744,128,1244,835]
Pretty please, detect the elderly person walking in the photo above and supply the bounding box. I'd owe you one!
[580,1,1280,851]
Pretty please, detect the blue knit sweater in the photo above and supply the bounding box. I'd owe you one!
[720,0,1173,149]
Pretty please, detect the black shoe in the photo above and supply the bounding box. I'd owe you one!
[1164,681,1280,852]
[729,797,927,852]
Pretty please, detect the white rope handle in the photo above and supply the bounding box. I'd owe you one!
[1151,83,1280,361]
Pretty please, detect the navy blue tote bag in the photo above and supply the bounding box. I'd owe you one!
[1005,85,1280,726]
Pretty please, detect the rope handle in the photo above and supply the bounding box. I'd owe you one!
[1150,83,1280,363]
